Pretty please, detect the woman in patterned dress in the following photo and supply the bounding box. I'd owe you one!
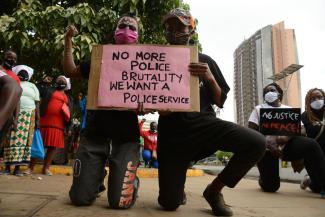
[1,65,40,176]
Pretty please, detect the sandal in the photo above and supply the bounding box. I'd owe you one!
[0,170,10,175]
[321,191,325,199]
[43,169,53,176]
[13,170,24,177]
[23,168,33,175]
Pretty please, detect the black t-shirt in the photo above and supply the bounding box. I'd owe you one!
[301,110,325,148]
[80,61,139,143]
[158,53,230,144]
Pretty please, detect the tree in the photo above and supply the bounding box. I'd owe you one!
[0,0,193,87]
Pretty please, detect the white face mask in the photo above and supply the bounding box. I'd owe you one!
[310,99,324,110]
[264,91,278,103]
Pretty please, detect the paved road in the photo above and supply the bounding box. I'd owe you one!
[194,164,307,183]
[1,172,324,217]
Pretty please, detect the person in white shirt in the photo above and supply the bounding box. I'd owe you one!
[248,83,325,198]
[1,65,39,176]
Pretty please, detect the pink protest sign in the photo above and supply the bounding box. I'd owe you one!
[97,44,191,110]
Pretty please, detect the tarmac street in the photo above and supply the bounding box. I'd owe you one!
[0,172,324,217]
[195,165,307,183]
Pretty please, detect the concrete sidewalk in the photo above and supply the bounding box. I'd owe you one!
[0,173,324,217]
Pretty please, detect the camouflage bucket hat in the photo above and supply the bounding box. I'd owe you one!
[162,8,195,29]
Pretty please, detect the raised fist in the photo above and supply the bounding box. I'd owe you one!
[65,25,78,40]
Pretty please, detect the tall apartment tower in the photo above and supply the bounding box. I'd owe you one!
[234,21,302,126]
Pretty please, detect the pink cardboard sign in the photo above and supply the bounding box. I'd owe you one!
[97,44,191,110]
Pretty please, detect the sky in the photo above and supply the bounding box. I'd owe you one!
[142,0,325,122]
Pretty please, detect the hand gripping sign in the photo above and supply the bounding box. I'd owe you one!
[87,44,199,112]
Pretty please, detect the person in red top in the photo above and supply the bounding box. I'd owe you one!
[0,67,22,138]
[0,49,21,161]
[38,75,71,175]
[1,50,20,130]
[139,119,158,168]
[2,49,20,85]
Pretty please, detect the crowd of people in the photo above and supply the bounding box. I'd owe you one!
[0,49,74,176]
[248,83,325,194]
[0,7,324,217]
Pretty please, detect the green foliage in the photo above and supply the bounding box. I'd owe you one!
[0,0,200,95]
[216,151,233,161]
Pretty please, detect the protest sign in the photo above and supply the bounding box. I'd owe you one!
[259,108,301,136]
[87,44,199,111]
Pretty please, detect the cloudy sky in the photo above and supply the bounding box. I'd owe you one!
[184,0,325,121]
[142,0,325,122]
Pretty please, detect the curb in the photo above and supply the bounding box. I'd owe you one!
[137,167,204,178]
[0,164,204,178]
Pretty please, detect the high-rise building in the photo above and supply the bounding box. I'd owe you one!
[234,21,302,126]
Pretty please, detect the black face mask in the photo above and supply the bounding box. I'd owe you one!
[165,31,191,45]
[55,81,67,90]
[150,127,157,133]
[17,70,29,81]
[3,59,16,70]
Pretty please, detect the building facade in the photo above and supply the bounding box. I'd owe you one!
[234,21,301,126]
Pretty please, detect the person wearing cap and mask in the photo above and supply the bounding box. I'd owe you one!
[248,83,325,198]
[158,8,266,216]
[36,75,72,176]
[0,65,40,176]
[63,14,141,209]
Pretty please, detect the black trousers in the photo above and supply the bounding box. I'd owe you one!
[157,118,266,210]
[258,136,325,193]
[69,135,140,208]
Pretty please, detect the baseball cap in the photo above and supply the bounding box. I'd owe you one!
[162,8,195,29]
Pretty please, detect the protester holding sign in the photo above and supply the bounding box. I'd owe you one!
[64,15,141,209]
[157,8,266,216]
[301,88,325,195]
[248,83,325,197]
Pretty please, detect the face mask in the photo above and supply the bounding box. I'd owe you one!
[114,28,138,44]
[165,31,191,45]
[264,91,278,103]
[55,81,67,90]
[310,99,324,110]
[17,70,29,81]
[150,127,157,133]
[3,59,16,70]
